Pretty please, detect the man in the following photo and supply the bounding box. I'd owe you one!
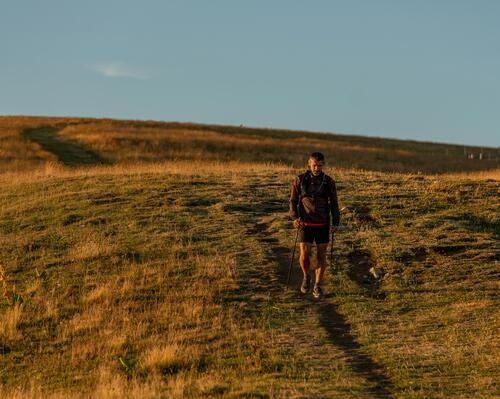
[289,152,340,299]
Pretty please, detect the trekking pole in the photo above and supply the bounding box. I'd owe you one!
[330,227,335,272]
[286,226,300,288]
[331,208,346,273]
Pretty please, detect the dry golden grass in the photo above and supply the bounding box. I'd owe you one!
[441,168,500,181]
[0,165,368,397]
[68,234,117,261]
[139,344,179,371]
[57,120,500,173]
[0,125,57,172]
[0,159,293,187]
[0,115,498,397]
[1,165,497,397]
[1,115,498,174]
[0,304,23,341]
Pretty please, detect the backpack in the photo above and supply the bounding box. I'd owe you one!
[298,171,331,200]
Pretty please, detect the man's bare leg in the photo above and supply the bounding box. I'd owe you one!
[315,243,329,285]
[299,243,312,278]
[299,243,313,293]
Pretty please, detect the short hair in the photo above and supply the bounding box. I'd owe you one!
[309,152,325,162]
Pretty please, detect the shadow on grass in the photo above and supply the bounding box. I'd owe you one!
[251,218,395,398]
[23,126,111,166]
[316,302,394,398]
[462,215,500,239]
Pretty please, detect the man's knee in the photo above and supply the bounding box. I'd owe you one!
[300,243,312,257]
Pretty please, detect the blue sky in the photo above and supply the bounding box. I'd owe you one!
[1,1,499,147]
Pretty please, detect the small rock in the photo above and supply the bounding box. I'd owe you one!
[369,266,384,279]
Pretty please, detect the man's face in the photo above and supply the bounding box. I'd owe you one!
[308,158,325,176]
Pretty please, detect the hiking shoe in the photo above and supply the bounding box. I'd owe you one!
[313,284,324,299]
[300,275,311,294]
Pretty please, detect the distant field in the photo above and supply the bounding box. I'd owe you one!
[0,116,498,398]
[1,115,499,173]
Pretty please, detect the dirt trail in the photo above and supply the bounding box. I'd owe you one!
[23,126,110,166]
[251,216,394,398]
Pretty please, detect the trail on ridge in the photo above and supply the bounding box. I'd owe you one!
[22,126,110,166]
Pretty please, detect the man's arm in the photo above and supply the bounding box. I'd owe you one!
[329,180,340,226]
[289,176,300,220]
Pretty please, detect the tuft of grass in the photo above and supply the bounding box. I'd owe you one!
[0,304,23,342]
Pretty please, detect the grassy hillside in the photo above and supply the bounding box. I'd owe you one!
[1,115,499,174]
[0,116,499,398]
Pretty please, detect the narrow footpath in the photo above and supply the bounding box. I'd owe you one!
[22,126,110,166]
[245,213,395,398]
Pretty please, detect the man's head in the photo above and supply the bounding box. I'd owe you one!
[308,152,325,176]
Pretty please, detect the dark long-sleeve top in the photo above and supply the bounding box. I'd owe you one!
[289,172,340,226]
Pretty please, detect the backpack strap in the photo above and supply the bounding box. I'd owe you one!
[299,171,329,200]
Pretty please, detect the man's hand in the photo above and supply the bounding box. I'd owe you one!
[293,219,303,229]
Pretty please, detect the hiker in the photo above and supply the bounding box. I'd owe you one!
[289,152,340,299]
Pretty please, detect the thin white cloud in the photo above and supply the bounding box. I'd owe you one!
[93,61,150,79]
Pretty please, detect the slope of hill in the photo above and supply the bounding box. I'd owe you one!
[1,115,499,174]
[0,116,498,398]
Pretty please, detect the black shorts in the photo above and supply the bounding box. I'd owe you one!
[298,225,330,244]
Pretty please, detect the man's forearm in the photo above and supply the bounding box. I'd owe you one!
[289,199,299,220]
[331,208,340,226]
